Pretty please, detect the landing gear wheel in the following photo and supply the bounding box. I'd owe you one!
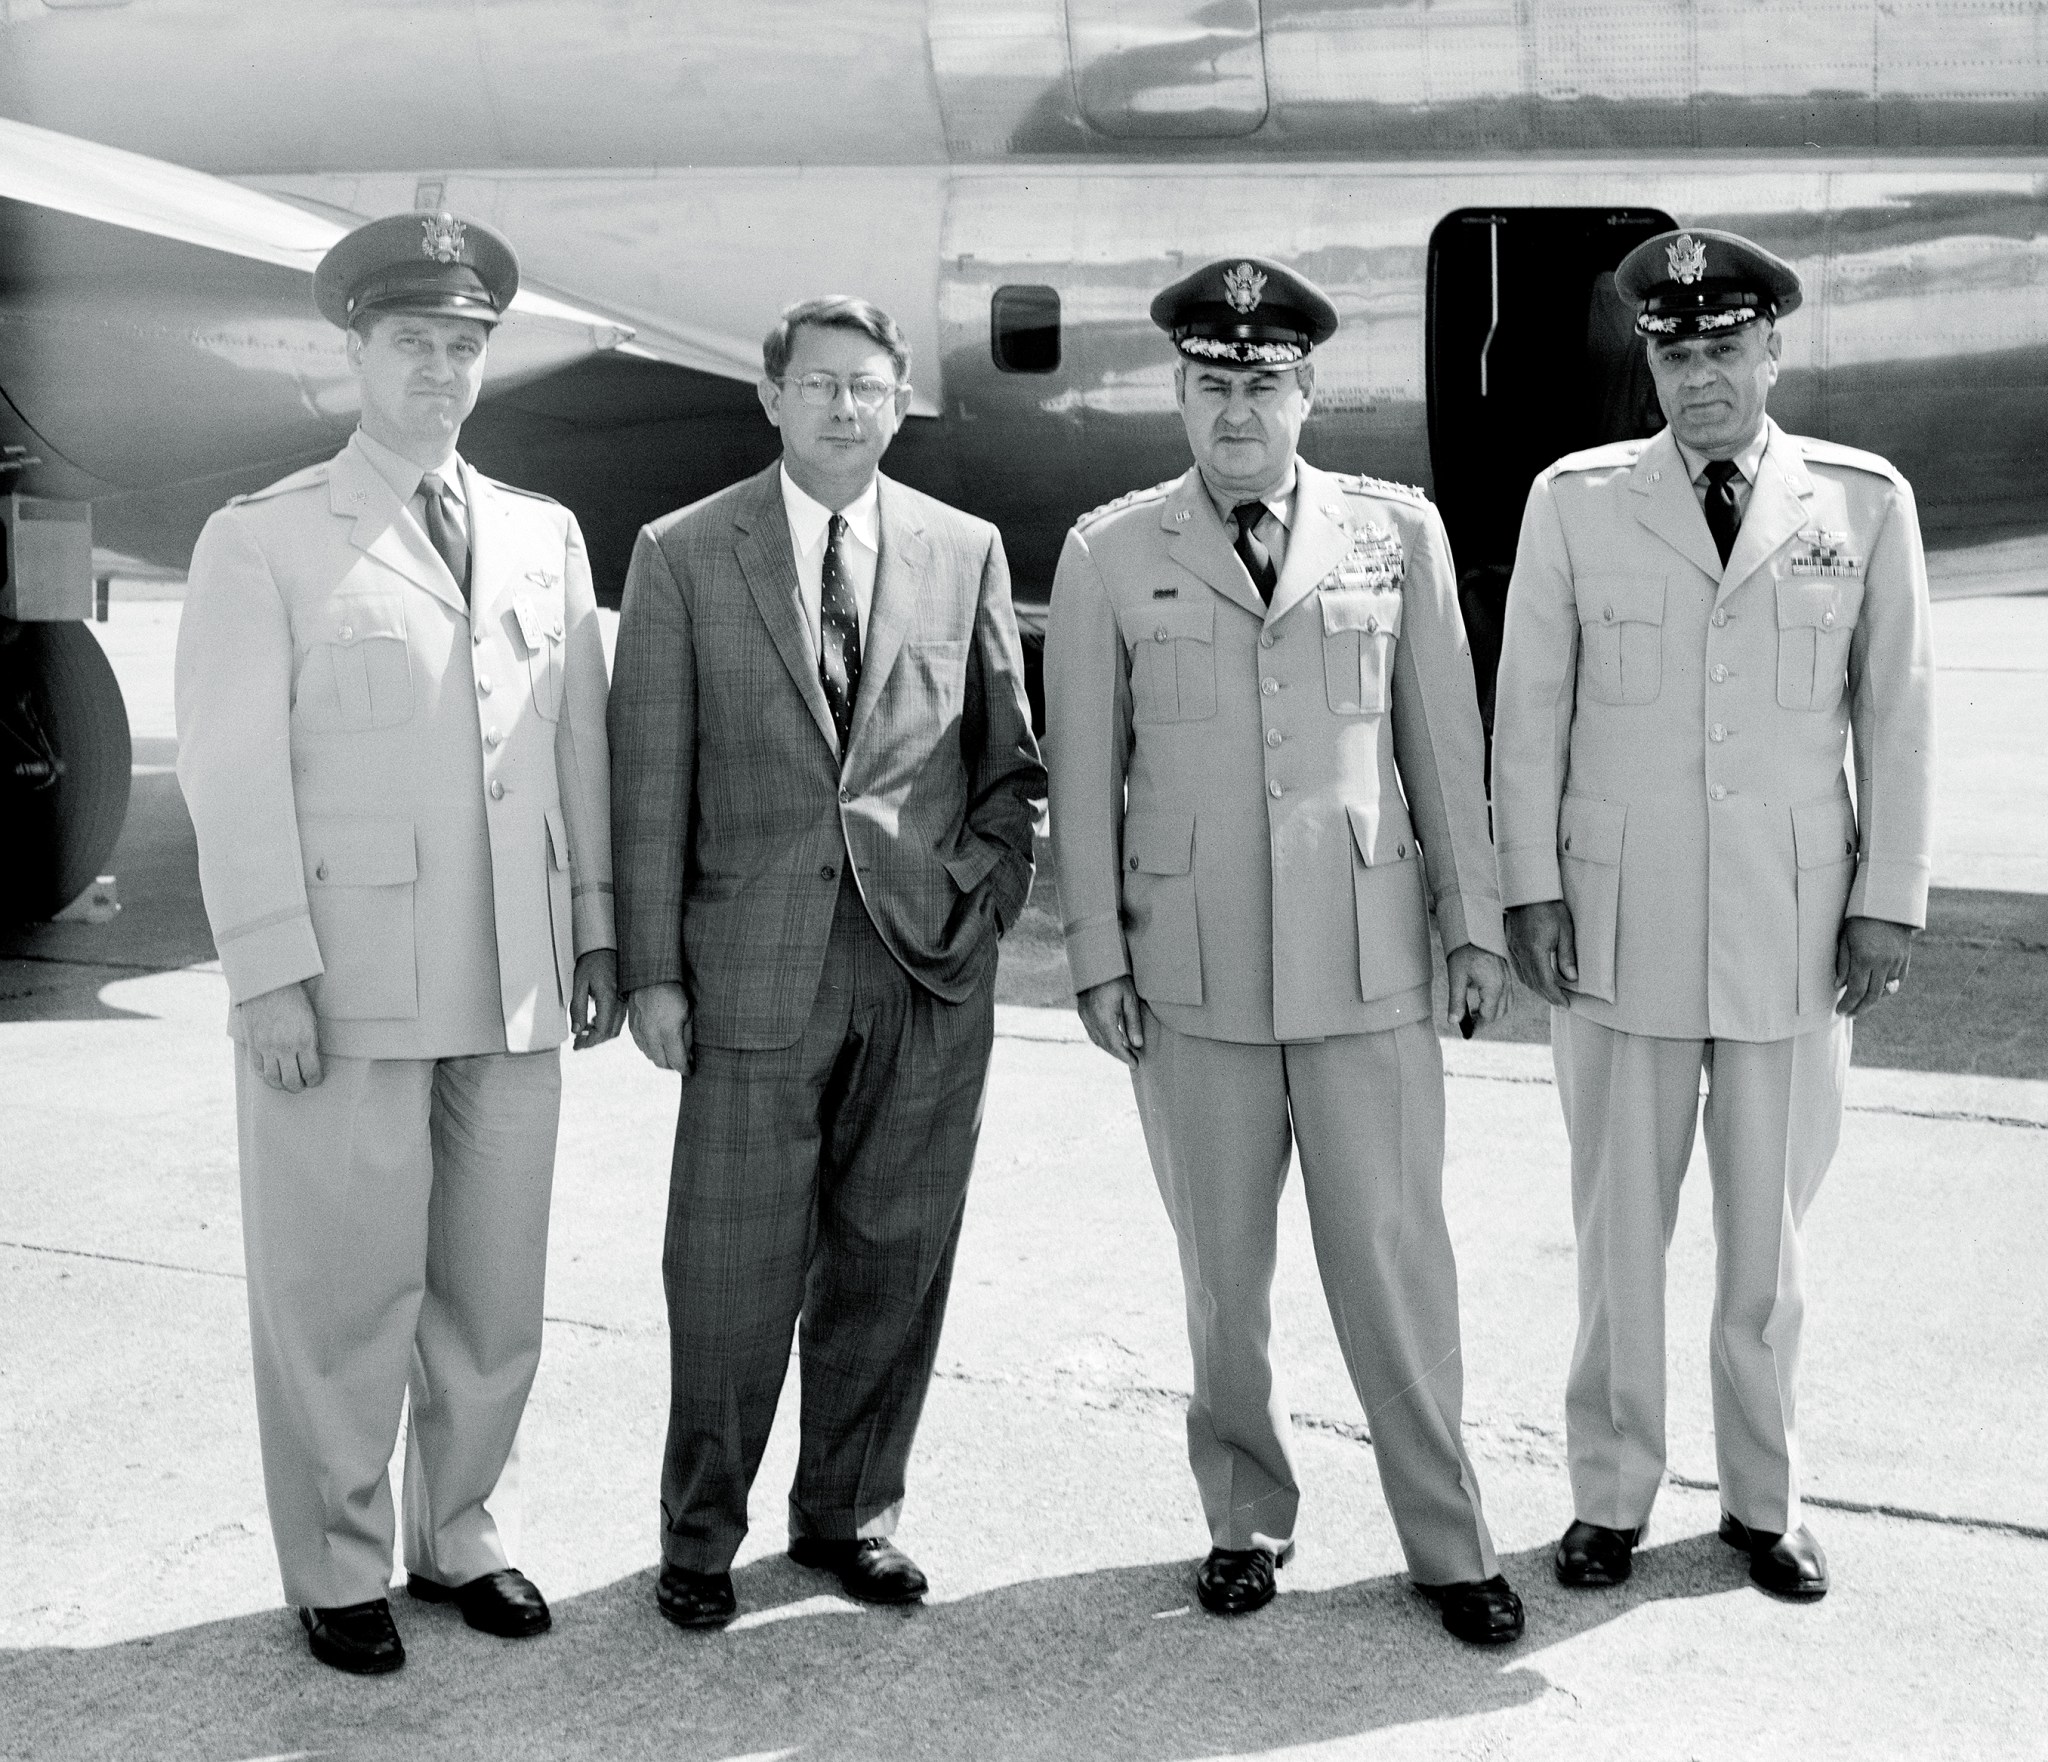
[0,617,132,922]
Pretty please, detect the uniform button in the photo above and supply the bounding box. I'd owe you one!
[1651,470,1662,482]
[1562,835,1572,853]
[1261,678,1278,696]
[839,787,854,803]
[1823,609,1836,627]
[1845,837,1856,854]
[1268,780,1283,799]
[1259,632,1276,649]
[1366,617,1379,634]
[473,628,485,646]
[1155,627,1170,642]
[1713,609,1728,627]
[1602,605,1615,623]
[489,779,506,800]
[1128,854,1140,871]
[1396,842,1408,858]
[1710,784,1727,800]
[484,728,501,748]
[819,864,837,881]
[477,674,492,695]
[1710,724,1726,742]
[1711,664,1728,683]
[338,625,353,641]
[1266,729,1282,747]
[314,862,329,881]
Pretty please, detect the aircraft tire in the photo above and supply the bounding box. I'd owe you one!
[0,616,133,922]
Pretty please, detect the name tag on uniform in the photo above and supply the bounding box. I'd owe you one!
[1788,530,1862,577]
[512,594,563,650]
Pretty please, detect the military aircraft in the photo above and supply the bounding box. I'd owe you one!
[3,0,2044,917]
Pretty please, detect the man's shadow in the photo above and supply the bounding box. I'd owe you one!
[6,1535,1751,1761]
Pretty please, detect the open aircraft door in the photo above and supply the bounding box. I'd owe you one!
[1426,207,1676,738]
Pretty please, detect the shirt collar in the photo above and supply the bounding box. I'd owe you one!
[352,428,465,507]
[1200,460,1297,530]
[780,463,880,555]
[1676,424,1770,490]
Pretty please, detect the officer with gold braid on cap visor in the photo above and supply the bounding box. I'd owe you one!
[1493,229,1934,1603]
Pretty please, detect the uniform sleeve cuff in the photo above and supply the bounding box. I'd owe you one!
[1435,891,1507,958]
[1848,859,1930,930]
[1496,846,1564,909]
[572,890,617,956]
[1063,916,1130,995]
[217,913,324,1006]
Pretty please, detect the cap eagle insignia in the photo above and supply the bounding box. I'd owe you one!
[420,214,468,265]
[1667,233,1708,285]
[1223,262,1267,314]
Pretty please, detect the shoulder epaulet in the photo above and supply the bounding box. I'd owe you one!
[1330,471,1429,505]
[1549,438,1652,476]
[1075,479,1177,531]
[476,473,563,505]
[225,460,331,506]
[1792,435,1908,486]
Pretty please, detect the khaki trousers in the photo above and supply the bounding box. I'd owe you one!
[1553,1010,1849,1536]
[1132,1010,1498,1585]
[235,1048,561,1608]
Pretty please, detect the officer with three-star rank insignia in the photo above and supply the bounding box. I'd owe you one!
[1045,257,1524,1645]
[1492,227,1936,1604]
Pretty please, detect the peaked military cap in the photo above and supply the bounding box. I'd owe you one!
[1150,256,1338,367]
[1615,228,1801,339]
[314,211,519,330]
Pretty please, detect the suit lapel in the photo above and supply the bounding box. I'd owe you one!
[1718,420,1814,600]
[1627,428,1724,585]
[328,439,465,614]
[848,475,929,754]
[1161,470,1267,620]
[1265,462,1353,628]
[731,465,840,755]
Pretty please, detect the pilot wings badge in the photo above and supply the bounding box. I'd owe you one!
[1223,262,1267,314]
[1667,233,1708,285]
[421,215,468,264]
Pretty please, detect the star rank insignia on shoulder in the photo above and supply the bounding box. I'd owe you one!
[1075,479,1178,531]
[1331,471,1428,506]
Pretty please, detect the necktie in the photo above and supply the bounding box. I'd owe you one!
[1702,459,1743,567]
[817,512,862,752]
[1231,501,1277,604]
[418,471,469,603]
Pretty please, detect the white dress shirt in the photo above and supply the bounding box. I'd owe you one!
[780,464,879,657]
[353,426,467,544]
[1675,424,1771,525]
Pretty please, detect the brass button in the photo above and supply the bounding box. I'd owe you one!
[1266,729,1282,747]
[1128,855,1140,871]
[1713,609,1728,627]
[1710,724,1726,742]
[473,629,485,646]
[1710,784,1727,801]
[1711,664,1728,683]
[1259,632,1276,649]
[1261,678,1278,696]
[477,674,492,695]
[1562,836,1572,853]
[1268,780,1283,799]
[1845,837,1856,854]
[484,728,501,748]
[314,862,329,881]
[490,779,506,800]
[1823,609,1836,627]
[338,624,353,641]
[1155,627,1170,642]
[1366,617,1379,634]
[1396,841,1408,858]
[1602,606,1615,623]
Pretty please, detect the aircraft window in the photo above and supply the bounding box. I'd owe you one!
[991,286,1062,374]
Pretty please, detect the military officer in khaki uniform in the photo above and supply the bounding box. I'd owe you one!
[1046,259,1522,1645]
[175,214,623,1674]
[1493,229,1934,1602]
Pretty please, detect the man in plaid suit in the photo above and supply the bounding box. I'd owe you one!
[609,295,1045,1628]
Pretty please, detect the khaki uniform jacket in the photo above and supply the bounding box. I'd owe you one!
[1493,420,1935,1042]
[175,435,616,1059]
[1047,460,1506,1044]
[608,464,1045,1050]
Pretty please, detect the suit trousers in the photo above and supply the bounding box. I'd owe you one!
[1553,1009,1850,1536]
[659,877,995,1575]
[1131,1010,1499,1585]
[235,1048,561,1608]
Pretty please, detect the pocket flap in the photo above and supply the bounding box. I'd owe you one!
[1558,794,1626,865]
[322,593,407,646]
[1776,576,1863,631]
[1577,574,1666,628]
[1791,795,1858,869]
[1122,809,1194,876]
[1344,801,1383,866]
[544,804,572,872]
[1121,598,1214,648]
[303,815,418,886]
[1320,587,1404,638]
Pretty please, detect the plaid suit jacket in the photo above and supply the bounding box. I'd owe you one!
[610,463,1045,1049]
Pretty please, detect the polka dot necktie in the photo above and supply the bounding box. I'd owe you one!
[417,471,469,603]
[818,512,862,752]
[1231,501,1277,604]
[1702,459,1743,567]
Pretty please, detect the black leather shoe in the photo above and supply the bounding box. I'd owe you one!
[1194,1547,1281,1616]
[656,1563,738,1630]
[299,1599,404,1675]
[1719,1513,1829,1600]
[407,1567,551,1637]
[1417,1574,1525,1645]
[1555,1519,1642,1587]
[787,1536,928,1605]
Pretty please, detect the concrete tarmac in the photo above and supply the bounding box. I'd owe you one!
[2,593,2045,1760]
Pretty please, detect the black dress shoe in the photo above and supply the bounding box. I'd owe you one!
[787,1536,928,1605]
[1555,1519,1642,1587]
[1194,1547,1281,1616]
[1417,1574,1525,1645]
[1719,1513,1829,1600]
[407,1567,551,1637]
[656,1563,738,1630]
[299,1599,404,1675]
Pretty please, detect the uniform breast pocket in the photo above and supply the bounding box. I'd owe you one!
[1320,588,1403,716]
[317,594,412,730]
[512,592,567,722]
[1575,574,1666,706]
[1122,600,1216,724]
[1774,575,1863,713]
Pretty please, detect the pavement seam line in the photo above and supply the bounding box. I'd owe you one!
[1660,1473,2048,1543]
[1442,1070,2048,1130]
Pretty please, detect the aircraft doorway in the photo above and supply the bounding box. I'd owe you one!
[1427,206,1675,732]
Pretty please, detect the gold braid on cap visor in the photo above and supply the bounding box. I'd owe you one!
[1637,305,1760,336]
[1178,335,1307,364]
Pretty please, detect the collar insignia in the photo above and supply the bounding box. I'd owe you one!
[1667,233,1709,285]
[1223,262,1267,314]
[421,215,468,264]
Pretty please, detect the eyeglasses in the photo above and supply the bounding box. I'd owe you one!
[781,371,901,410]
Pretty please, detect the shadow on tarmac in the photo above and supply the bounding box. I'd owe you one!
[0,1538,1753,1761]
